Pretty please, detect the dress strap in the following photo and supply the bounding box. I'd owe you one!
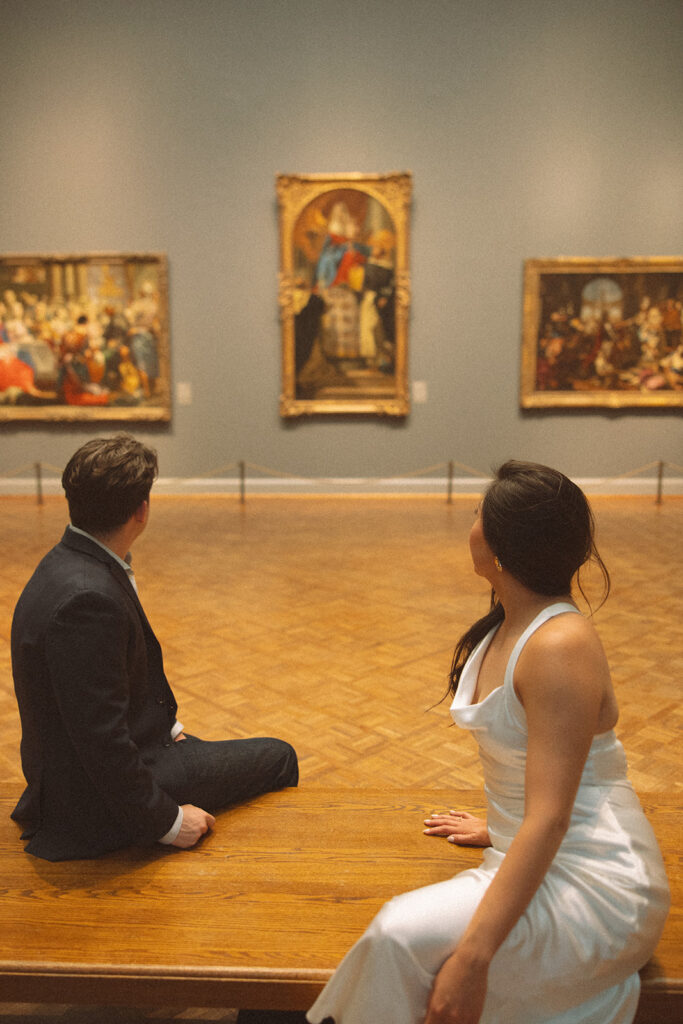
[503,602,580,690]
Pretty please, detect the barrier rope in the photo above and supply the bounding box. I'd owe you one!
[0,461,63,505]
[0,463,41,478]
[238,460,488,505]
[187,462,240,479]
[1,459,679,505]
[588,460,662,482]
[584,459,681,505]
[243,460,458,481]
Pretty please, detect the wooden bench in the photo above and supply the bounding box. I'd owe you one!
[0,790,679,1022]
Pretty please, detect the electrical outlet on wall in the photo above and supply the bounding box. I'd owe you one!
[176,381,193,406]
[412,380,428,403]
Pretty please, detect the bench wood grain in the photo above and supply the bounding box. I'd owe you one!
[0,790,679,1020]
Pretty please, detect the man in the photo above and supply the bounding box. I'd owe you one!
[11,434,298,861]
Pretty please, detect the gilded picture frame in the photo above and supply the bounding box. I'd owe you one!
[521,257,683,408]
[0,252,170,422]
[277,172,412,417]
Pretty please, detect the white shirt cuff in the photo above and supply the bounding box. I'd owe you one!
[158,722,185,843]
[158,806,183,844]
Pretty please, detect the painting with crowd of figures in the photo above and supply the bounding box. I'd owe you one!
[0,252,170,421]
[521,257,683,408]
[277,173,412,417]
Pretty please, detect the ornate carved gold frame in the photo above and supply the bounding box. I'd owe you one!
[0,252,170,421]
[277,172,412,417]
[521,256,683,408]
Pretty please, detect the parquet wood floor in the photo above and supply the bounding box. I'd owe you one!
[1,493,681,798]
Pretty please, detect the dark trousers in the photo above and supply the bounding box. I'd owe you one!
[157,734,299,811]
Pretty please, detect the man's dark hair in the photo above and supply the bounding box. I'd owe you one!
[62,434,158,535]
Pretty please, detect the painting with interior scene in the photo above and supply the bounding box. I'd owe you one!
[277,173,411,417]
[521,257,683,408]
[0,252,170,421]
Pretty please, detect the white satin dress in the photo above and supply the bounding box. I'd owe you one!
[307,603,670,1024]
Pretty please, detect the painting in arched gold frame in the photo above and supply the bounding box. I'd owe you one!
[277,172,412,418]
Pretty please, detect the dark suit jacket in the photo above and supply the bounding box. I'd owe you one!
[11,527,183,861]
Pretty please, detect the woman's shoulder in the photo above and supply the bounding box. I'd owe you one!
[535,605,594,639]
[526,609,606,660]
[515,609,610,701]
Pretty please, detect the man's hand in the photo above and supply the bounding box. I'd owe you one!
[170,805,216,848]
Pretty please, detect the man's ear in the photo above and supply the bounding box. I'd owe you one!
[133,499,149,524]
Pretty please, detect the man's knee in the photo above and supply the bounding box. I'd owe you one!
[271,738,299,788]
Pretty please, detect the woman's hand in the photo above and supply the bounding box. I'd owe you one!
[424,950,488,1024]
[424,811,491,847]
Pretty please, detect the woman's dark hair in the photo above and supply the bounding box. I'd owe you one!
[62,433,158,535]
[448,460,610,696]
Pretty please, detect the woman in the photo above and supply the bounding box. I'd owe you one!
[307,461,670,1024]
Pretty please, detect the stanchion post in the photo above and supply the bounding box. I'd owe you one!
[239,460,246,504]
[447,460,454,504]
[656,460,664,505]
[35,462,44,506]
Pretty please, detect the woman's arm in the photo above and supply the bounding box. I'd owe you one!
[424,616,606,1024]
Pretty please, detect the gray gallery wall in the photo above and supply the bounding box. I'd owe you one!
[2,0,682,487]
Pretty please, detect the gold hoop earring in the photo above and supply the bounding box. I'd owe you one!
[494,556,503,573]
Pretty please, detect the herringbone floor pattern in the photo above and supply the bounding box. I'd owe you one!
[1,493,681,798]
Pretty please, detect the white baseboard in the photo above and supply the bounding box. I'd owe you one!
[1,475,681,498]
